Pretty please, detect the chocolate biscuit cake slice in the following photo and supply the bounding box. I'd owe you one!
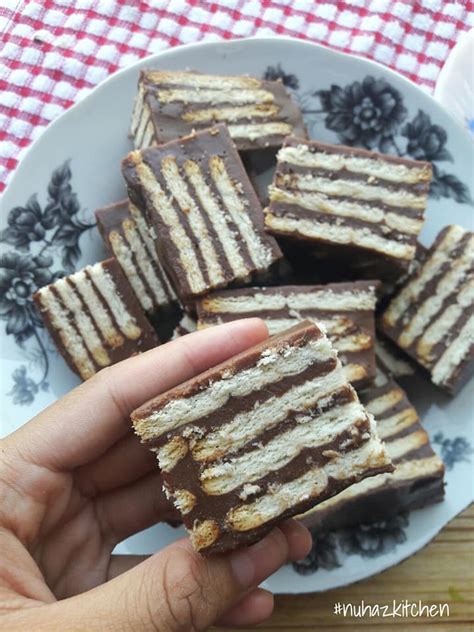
[380,225,474,394]
[95,200,178,322]
[299,368,444,531]
[122,124,282,304]
[196,282,378,389]
[131,321,392,555]
[34,258,159,380]
[130,70,306,151]
[264,137,432,279]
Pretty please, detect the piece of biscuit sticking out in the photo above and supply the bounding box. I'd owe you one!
[95,200,178,320]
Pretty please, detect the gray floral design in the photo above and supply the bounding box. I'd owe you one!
[293,514,409,576]
[339,514,409,558]
[433,432,473,470]
[8,365,49,406]
[401,110,452,162]
[279,68,473,204]
[263,64,299,90]
[0,161,94,403]
[293,531,340,574]
[316,76,407,152]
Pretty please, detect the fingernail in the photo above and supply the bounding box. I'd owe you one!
[229,549,255,588]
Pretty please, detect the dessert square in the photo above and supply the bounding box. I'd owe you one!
[122,124,282,304]
[95,199,178,321]
[131,321,392,555]
[380,224,474,394]
[264,137,432,279]
[299,368,445,531]
[130,70,306,151]
[34,258,159,380]
[196,281,379,389]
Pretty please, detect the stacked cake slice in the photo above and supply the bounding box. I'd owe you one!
[380,224,474,393]
[132,321,392,555]
[264,137,432,280]
[34,258,159,380]
[122,124,282,304]
[95,200,178,323]
[130,70,306,151]
[196,282,378,388]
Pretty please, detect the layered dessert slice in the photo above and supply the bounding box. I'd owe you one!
[34,258,159,380]
[122,124,282,304]
[95,200,179,324]
[380,225,474,394]
[196,282,379,389]
[264,137,432,280]
[299,368,445,531]
[130,70,306,151]
[131,321,392,555]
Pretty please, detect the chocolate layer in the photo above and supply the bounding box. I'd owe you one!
[130,70,306,152]
[122,124,282,304]
[132,321,392,555]
[34,258,159,380]
[299,368,445,531]
[380,225,474,394]
[196,282,379,389]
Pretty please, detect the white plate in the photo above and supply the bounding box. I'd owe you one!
[1,36,473,594]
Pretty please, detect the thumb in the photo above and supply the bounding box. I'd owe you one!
[27,521,310,631]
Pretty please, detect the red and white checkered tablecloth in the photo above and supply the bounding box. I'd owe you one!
[1,0,473,193]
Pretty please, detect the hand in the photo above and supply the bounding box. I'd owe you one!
[0,319,312,631]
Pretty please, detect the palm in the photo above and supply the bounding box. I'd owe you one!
[0,323,312,631]
[1,423,177,603]
[30,468,110,599]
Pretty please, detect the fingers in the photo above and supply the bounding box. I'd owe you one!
[74,432,157,497]
[279,519,313,562]
[94,470,180,545]
[36,522,303,631]
[216,588,274,627]
[106,554,150,580]
[10,319,268,471]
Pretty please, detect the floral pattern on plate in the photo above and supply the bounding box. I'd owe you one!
[0,162,94,404]
[264,66,472,203]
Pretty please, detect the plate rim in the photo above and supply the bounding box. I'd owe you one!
[2,34,473,204]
